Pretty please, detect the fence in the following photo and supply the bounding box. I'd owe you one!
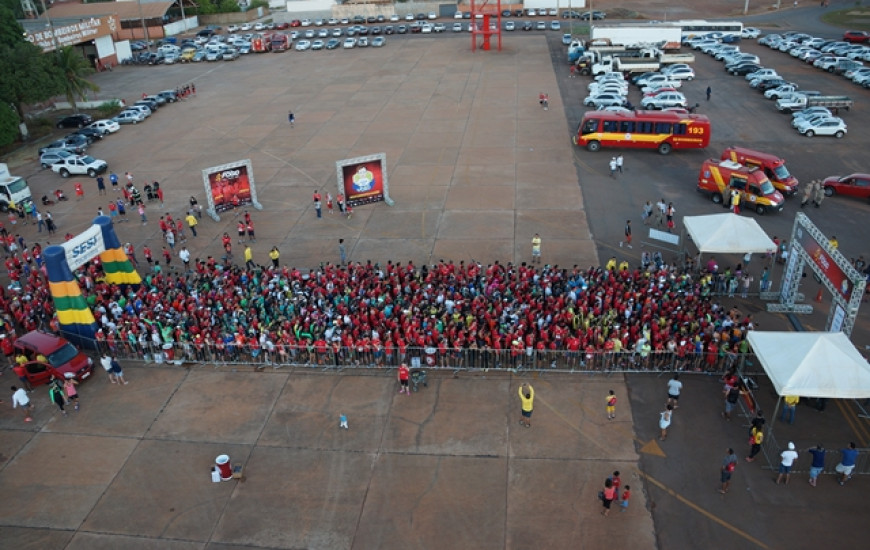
[77,336,762,375]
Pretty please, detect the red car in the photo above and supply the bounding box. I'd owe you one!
[290,19,302,27]
[275,22,289,30]
[13,331,94,387]
[843,30,870,43]
[823,173,870,200]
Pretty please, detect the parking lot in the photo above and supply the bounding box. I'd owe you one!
[2,20,869,549]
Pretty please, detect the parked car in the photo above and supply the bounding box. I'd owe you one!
[641,92,688,109]
[343,37,356,49]
[843,30,870,44]
[72,127,104,142]
[156,90,178,103]
[39,150,73,169]
[38,135,89,155]
[295,40,311,51]
[13,331,94,386]
[742,27,761,39]
[55,113,93,129]
[795,116,847,138]
[823,173,870,199]
[372,36,385,47]
[87,118,120,137]
[326,38,340,49]
[113,110,145,124]
[123,105,151,118]
[663,66,695,81]
[51,154,108,178]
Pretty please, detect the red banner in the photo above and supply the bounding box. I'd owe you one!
[796,227,852,299]
[342,160,385,207]
[208,164,252,213]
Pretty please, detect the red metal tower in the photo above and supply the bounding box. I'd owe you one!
[470,0,502,52]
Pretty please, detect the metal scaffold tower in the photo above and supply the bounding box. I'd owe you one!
[470,0,502,52]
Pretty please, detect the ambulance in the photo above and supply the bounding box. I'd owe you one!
[720,146,799,196]
[696,159,784,215]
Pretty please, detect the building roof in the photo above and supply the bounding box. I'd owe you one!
[43,1,176,22]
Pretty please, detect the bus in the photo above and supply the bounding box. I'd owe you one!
[573,110,711,155]
[677,20,743,40]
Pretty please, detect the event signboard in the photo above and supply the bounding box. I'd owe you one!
[201,159,262,221]
[26,16,118,52]
[335,153,395,207]
[794,225,852,299]
[61,224,105,271]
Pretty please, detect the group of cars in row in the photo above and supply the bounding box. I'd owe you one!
[687,33,850,138]
[582,64,696,111]
[295,35,385,50]
[38,90,178,178]
[759,31,870,88]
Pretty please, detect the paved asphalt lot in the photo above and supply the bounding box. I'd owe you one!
[1,9,869,549]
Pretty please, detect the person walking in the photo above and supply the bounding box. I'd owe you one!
[775,442,799,484]
[812,180,824,208]
[179,247,191,271]
[730,189,741,214]
[531,233,542,264]
[397,362,410,395]
[835,442,858,485]
[244,245,255,270]
[807,443,826,487]
[138,202,147,224]
[642,200,653,225]
[96,175,106,195]
[706,86,712,101]
[781,395,799,424]
[620,220,632,248]
[723,384,741,420]
[110,356,128,385]
[63,377,80,411]
[109,172,119,192]
[609,157,617,178]
[667,374,682,408]
[538,92,548,110]
[269,246,280,268]
[313,190,322,218]
[616,154,624,174]
[656,198,667,227]
[11,385,33,422]
[185,212,198,237]
[799,179,815,208]
[338,238,347,266]
[288,111,295,127]
[619,485,630,512]
[606,389,617,420]
[601,478,616,516]
[326,192,334,214]
[48,378,67,416]
[720,448,738,493]
[746,424,764,462]
[659,404,673,440]
[518,383,534,427]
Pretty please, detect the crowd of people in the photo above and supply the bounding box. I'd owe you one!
[1,231,762,370]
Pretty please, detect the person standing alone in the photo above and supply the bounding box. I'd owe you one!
[288,111,295,127]
[706,86,712,101]
[616,154,624,174]
[621,220,632,249]
[720,448,738,493]
[518,383,534,427]
[531,233,542,264]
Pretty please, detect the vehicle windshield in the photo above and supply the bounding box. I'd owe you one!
[48,343,80,367]
[773,165,791,180]
[80,156,96,164]
[6,179,28,194]
[759,179,776,196]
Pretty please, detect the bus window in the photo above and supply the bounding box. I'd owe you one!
[603,120,619,132]
[582,119,599,134]
[655,122,672,133]
[637,121,653,133]
[619,121,635,133]
[673,123,687,135]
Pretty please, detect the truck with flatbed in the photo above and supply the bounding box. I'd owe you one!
[776,94,853,113]
[592,55,661,75]
[591,23,682,50]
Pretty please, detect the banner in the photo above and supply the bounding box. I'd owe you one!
[26,16,118,52]
[336,153,394,207]
[795,226,852,299]
[62,224,105,271]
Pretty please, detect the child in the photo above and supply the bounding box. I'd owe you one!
[340,413,348,429]
[620,485,631,512]
[606,390,617,420]
[610,471,621,500]
[63,377,80,411]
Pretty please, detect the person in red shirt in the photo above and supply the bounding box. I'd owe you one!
[397,362,410,395]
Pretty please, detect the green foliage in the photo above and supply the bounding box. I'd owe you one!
[218,0,242,12]
[0,102,19,147]
[53,46,99,112]
[96,100,123,118]
[248,0,269,10]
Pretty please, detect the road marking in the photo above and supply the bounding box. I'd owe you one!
[639,470,770,549]
[537,396,665,457]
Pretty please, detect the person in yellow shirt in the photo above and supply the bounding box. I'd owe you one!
[185,213,198,237]
[36,353,48,363]
[518,383,534,427]
[269,246,280,268]
[606,390,617,420]
[781,395,799,424]
[531,234,541,264]
[244,245,254,270]
[15,353,28,366]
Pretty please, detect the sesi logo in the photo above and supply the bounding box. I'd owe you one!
[71,236,99,259]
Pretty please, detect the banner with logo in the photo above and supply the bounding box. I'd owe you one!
[62,224,105,271]
[795,226,852,299]
[201,159,262,221]
[336,153,395,207]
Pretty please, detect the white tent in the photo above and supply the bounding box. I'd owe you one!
[747,331,870,398]
[683,214,777,254]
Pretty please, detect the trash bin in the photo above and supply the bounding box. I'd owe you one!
[215,454,233,481]
[163,343,174,361]
[424,346,437,367]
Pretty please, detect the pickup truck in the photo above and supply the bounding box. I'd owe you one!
[776,94,853,113]
[763,84,799,100]
[593,55,660,75]
[51,155,108,178]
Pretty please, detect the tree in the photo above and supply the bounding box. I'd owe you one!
[53,46,99,113]
[0,102,19,148]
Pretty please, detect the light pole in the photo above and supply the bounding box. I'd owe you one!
[137,0,152,49]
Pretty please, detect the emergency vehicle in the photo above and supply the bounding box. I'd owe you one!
[720,146,799,196]
[697,159,784,215]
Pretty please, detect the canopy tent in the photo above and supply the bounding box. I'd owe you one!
[683,214,776,254]
[747,331,870,399]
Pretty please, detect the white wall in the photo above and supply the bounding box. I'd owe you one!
[524,0,587,10]
[164,16,199,36]
[115,40,133,62]
[95,34,116,59]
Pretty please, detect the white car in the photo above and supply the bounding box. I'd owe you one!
[421,24,432,33]
[240,23,252,31]
[742,27,761,39]
[88,119,120,134]
[253,23,265,31]
[311,40,324,50]
[505,21,516,31]
[343,37,356,49]
[51,155,108,178]
[295,40,311,51]
[357,36,369,47]
[304,29,315,39]
[454,11,463,19]
[791,108,832,125]
[745,68,778,81]
[123,105,151,118]
[583,93,627,108]
[795,117,846,138]
[300,19,311,26]
[599,106,633,114]
[641,92,687,109]
[596,72,626,83]
[390,14,399,21]
[663,66,695,80]
[637,75,682,88]
[562,33,572,44]
[428,12,437,19]
[112,111,144,124]
[452,22,463,32]
[227,24,239,33]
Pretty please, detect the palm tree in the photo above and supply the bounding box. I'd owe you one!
[53,46,99,112]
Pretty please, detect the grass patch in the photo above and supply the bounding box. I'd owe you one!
[821,8,870,30]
